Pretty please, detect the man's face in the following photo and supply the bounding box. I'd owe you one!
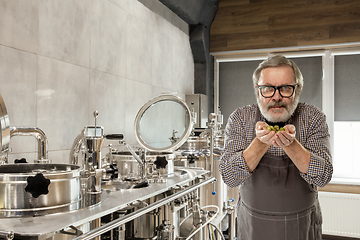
[256,66,300,123]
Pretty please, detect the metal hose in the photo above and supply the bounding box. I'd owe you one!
[185,205,220,240]
[208,222,226,240]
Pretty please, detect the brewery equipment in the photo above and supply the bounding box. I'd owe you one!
[0,93,10,164]
[185,94,208,129]
[9,127,49,164]
[0,163,81,218]
[175,108,237,240]
[0,93,227,240]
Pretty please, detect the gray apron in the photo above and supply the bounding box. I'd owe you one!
[237,108,322,240]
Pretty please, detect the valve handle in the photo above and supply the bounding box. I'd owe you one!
[212,178,216,195]
[105,134,124,140]
[25,173,51,198]
[106,163,119,180]
[14,158,27,163]
[154,156,168,169]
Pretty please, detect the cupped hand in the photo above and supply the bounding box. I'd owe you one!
[255,121,275,146]
[272,124,296,148]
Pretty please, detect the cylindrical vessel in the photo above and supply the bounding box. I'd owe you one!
[199,154,227,219]
[0,163,81,217]
[124,197,157,239]
[109,151,175,180]
[179,136,209,153]
[0,93,10,163]
[214,134,224,151]
[156,220,175,240]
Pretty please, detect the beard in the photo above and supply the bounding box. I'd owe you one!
[257,95,299,123]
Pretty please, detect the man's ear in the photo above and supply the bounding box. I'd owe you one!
[297,85,302,94]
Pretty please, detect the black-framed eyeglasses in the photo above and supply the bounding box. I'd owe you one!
[256,84,298,98]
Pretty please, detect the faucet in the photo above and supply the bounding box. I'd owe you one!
[169,130,179,144]
[10,127,49,163]
[119,140,147,180]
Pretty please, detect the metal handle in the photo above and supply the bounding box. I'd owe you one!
[0,231,14,240]
[105,134,124,140]
[119,140,143,166]
[10,127,48,162]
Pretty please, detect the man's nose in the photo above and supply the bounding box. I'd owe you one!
[272,88,282,100]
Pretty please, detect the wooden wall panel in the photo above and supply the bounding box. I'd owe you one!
[210,0,360,52]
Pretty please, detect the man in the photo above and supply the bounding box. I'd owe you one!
[219,55,333,240]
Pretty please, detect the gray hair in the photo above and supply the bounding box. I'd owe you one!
[252,55,304,94]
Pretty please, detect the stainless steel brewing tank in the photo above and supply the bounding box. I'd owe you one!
[0,163,81,217]
[0,93,10,163]
[212,132,239,204]
[178,136,209,153]
[214,135,224,150]
[174,153,228,212]
[175,131,235,227]
[204,155,228,222]
[109,151,175,180]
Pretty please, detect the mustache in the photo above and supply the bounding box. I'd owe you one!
[267,101,287,109]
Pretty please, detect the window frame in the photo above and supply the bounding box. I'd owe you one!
[212,43,360,185]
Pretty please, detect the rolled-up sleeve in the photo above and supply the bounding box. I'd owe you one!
[220,108,253,187]
[220,103,333,189]
[300,108,333,187]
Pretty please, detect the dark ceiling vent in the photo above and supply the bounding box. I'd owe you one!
[159,0,219,63]
[159,0,219,107]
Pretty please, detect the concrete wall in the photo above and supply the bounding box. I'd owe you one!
[0,0,194,164]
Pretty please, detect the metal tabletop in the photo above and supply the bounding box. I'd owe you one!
[0,167,209,239]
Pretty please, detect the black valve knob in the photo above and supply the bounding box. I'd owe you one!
[14,158,27,163]
[106,163,119,180]
[154,156,168,169]
[25,173,51,198]
[187,154,197,164]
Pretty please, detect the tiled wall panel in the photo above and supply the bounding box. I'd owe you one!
[0,0,193,164]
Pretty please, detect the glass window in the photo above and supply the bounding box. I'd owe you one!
[219,60,261,126]
[219,56,322,126]
[216,50,360,183]
[333,54,360,180]
[290,57,322,109]
[333,122,360,179]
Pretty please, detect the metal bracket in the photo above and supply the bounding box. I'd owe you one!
[0,231,14,240]
[60,225,83,236]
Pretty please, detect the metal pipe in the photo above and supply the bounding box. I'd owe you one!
[120,140,143,166]
[73,177,215,240]
[227,207,236,240]
[120,140,146,179]
[208,113,217,175]
[10,127,48,163]
[209,127,214,174]
[69,129,85,165]
[0,92,10,163]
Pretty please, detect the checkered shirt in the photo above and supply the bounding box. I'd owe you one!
[219,103,333,188]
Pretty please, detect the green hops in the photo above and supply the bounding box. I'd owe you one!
[265,125,286,133]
